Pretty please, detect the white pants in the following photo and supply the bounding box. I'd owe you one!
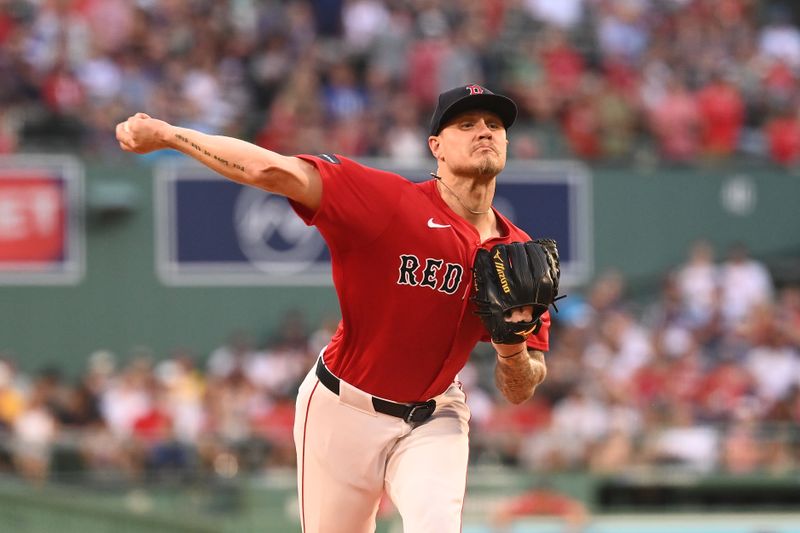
[293,362,471,533]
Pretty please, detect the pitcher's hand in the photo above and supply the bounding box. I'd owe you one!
[116,113,170,154]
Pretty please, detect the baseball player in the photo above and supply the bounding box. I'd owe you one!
[116,84,559,533]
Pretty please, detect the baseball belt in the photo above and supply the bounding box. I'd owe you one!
[315,357,437,423]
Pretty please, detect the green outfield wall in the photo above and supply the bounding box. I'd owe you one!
[1,156,799,373]
[1,468,799,533]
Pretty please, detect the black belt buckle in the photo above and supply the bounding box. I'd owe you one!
[404,399,436,423]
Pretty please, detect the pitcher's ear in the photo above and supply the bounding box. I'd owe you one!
[428,136,442,159]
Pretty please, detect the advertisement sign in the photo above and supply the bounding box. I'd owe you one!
[156,159,591,286]
[0,156,84,285]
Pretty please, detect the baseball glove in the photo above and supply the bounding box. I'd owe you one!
[472,239,561,344]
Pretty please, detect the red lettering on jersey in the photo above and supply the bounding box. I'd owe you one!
[466,84,484,95]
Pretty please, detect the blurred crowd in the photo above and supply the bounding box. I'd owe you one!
[1,0,800,488]
[0,240,798,486]
[476,240,800,477]
[3,0,800,165]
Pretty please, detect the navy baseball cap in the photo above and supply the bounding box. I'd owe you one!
[429,84,518,136]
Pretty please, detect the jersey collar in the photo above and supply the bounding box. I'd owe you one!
[421,179,510,243]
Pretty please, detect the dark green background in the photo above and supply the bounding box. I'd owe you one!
[2,156,798,373]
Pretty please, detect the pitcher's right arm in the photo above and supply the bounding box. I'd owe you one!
[116,113,322,211]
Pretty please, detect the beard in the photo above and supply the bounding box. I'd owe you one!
[452,152,505,180]
[476,155,503,178]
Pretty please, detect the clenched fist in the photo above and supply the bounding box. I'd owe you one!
[116,113,170,154]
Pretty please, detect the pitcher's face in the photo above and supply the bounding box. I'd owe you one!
[429,110,508,179]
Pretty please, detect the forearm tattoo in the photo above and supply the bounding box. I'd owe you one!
[174,133,246,171]
[495,349,547,404]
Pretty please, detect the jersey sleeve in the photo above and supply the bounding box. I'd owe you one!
[288,154,406,252]
[527,311,550,351]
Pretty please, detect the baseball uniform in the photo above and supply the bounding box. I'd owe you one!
[290,154,550,533]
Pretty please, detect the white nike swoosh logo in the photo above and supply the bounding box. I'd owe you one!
[427,218,451,229]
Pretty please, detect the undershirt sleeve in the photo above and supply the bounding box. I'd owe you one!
[288,154,405,252]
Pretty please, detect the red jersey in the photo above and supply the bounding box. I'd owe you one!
[291,155,550,403]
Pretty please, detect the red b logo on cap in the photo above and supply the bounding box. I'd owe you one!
[466,84,484,95]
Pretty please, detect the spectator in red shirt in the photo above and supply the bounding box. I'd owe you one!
[697,359,753,422]
[696,72,745,157]
[41,59,85,115]
[540,28,585,100]
[648,76,699,162]
[406,32,449,110]
[562,80,601,159]
[0,109,17,154]
[631,355,671,409]
[131,382,173,448]
[0,7,16,46]
[764,106,800,166]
